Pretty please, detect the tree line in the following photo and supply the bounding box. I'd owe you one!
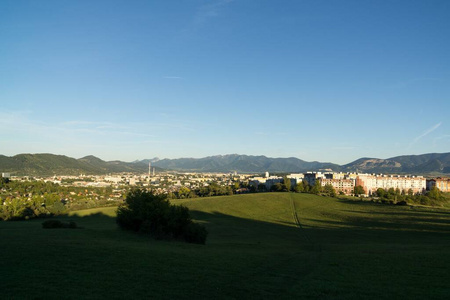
[369,186,447,206]
[247,176,448,207]
[167,182,234,199]
[0,179,124,221]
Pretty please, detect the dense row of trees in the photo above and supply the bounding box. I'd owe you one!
[168,182,233,199]
[250,177,448,206]
[0,179,123,220]
[372,186,446,206]
[267,177,338,197]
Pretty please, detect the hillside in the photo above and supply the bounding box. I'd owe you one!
[0,154,156,176]
[148,154,339,173]
[1,152,450,176]
[1,193,449,298]
[343,152,450,174]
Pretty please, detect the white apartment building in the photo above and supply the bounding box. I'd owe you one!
[356,174,426,195]
[287,173,304,185]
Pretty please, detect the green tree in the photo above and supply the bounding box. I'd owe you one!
[354,185,365,196]
[116,189,207,244]
[310,180,322,195]
[376,188,386,198]
[284,177,291,192]
[427,186,443,201]
[294,182,304,193]
[0,176,10,188]
[257,183,267,192]
[177,186,191,199]
[407,188,414,197]
[302,180,311,193]
[270,183,284,192]
[323,184,337,197]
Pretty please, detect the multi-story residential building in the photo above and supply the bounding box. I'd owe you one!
[320,178,355,195]
[265,177,283,189]
[287,173,304,186]
[248,177,268,189]
[303,172,324,186]
[427,177,450,192]
[249,174,285,190]
[356,174,426,195]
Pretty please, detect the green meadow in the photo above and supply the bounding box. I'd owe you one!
[1,193,449,299]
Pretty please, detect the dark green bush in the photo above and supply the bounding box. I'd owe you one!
[42,220,77,229]
[42,220,63,228]
[184,222,208,245]
[116,189,207,244]
[67,221,77,229]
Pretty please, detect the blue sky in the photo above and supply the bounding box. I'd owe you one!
[1,0,449,164]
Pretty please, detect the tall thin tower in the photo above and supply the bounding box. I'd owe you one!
[149,162,151,176]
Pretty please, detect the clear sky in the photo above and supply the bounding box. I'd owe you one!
[1,0,449,164]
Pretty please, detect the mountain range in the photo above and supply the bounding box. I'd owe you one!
[0,152,449,176]
[0,154,161,176]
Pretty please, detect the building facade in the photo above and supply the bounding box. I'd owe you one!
[356,174,426,195]
[320,178,355,195]
[427,177,450,192]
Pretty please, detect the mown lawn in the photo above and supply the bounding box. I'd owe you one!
[1,193,449,299]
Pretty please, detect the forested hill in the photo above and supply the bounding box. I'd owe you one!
[147,154,338,173]
[342,152,450,174]
[145,153,450,174]
[0,154,154,176]
[1,152,449,176]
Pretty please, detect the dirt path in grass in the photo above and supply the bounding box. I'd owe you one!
[218,194,325,298]
[288,193,323,269]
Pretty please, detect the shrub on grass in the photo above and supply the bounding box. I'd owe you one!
[42,220,77,229]
[184,222,208,245]
[42,220,63,228]
[116,189,208,244]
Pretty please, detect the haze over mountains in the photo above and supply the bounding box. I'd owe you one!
[1,152,450,176]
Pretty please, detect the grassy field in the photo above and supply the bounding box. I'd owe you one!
[1,193,450,299]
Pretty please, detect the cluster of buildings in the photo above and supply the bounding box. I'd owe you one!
[249,172,449,196]
[6,172,249,195]
[3,169,450,197]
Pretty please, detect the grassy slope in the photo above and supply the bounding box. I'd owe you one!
[1,193,450,299]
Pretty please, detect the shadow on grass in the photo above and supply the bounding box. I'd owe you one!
[2,200,450,299]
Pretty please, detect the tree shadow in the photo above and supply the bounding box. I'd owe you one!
[2,201,450,299]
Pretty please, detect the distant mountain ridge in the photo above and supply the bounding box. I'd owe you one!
[1,152,449,176]
[144,154,339,173]
[342,153,450,174]
[0,154,160,176]
[143,153,450,174]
